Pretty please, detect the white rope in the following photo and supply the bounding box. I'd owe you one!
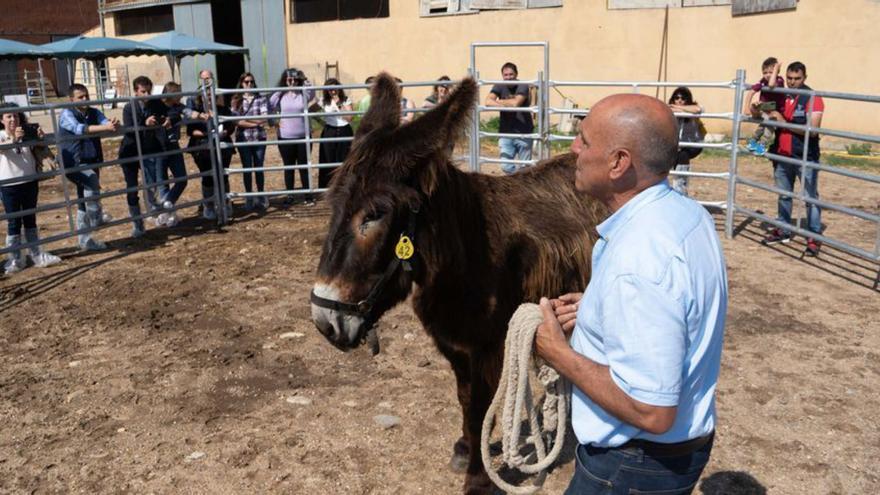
[480,303,570,494]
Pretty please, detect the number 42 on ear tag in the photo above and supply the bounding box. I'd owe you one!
[395,235,415,260]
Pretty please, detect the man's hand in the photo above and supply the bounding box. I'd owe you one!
[162,117,172,129]
[145,115,158,126]
[535,297,573,368]
[550,292,582,333]
[12,127,24,142]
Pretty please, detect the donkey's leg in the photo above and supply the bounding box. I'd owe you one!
[463,349,503,495]
[436,341,472,473]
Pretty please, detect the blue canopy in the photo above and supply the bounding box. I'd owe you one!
[0,38,51,60]
[39,35,160,60]
[143,31,248,57]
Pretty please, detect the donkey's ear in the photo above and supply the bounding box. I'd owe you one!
[394,77,477,159]
[354,72,401,138]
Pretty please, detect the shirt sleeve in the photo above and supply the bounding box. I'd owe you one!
[749,82,763,92]
[811,95,825,113]
[516,84,530,98]
[94,109,111,126]
[600,274,687,407]
[489,84,502,96]
[59,110,86,135]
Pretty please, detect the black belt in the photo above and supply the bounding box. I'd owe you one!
[618,432,714,457]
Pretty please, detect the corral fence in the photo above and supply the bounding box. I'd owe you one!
[1,41,878,289]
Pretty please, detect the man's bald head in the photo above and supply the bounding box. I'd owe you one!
[590,94,678,177]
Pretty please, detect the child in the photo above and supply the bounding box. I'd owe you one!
[743,57,786,155]
[158,82,191,226]
[58,83,119,251]
[0,104,62,273]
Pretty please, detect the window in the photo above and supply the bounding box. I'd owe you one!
[291,0,389,23]
[732,0,796,16]
[115,6,174,36]
[420,0,560,17]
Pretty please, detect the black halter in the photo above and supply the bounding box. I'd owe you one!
[310,206,419,325]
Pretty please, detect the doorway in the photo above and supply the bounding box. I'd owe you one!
[210,0,246,89]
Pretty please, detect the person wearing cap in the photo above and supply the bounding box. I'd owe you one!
[270,68,316,206]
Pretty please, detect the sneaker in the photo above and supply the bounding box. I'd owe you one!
[31,252,62,268]
[762,228,792,246]
[162,200,174,210]
[165,212,180,227]
[3,258,26,274]
[202,206,217,221]
[302,198,316,207]
[244,197,255,211]
[255,196,269,210]
[804,238,822,257]
[93,212,113,226]
[80,237,107,252]
[747,138,757,152]
[155,212,169,226]
[282,195,296,207]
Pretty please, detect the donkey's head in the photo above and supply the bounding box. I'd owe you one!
[311,73,476,352]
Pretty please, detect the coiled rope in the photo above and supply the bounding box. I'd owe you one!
[480,303,570,494]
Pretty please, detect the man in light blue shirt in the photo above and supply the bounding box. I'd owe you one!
[536,93,727,494]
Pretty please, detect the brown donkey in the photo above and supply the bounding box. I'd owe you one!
[311,73,607,494]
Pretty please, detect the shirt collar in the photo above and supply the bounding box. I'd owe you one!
[596,180,672,241]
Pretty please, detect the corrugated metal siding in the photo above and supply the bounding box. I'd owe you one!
[173,2,216,91]
[240,0,287,88]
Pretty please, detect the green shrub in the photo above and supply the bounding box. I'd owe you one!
[845,143,872,156]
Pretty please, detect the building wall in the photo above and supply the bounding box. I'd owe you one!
[1,0,100,96]
[281,0,880,135]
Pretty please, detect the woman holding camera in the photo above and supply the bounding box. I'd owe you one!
[0,103,61,274]
[270,68,315,206]
[317,78,352,189]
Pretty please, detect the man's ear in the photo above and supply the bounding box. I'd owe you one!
[608,148,633,181]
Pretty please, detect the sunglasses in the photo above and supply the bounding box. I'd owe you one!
[242,79,255,84]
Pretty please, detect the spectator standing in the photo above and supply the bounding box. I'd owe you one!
[356,76,376,115]
[0,104,61,273]
[317,78,353,190]
[158,82,191,226]
[186,70,228,220]
[667,87,705,197]
[743,57,786,155]
[484,62,534,174]
[422,75,451,109]
[535,93,727,494]
[231,72,270,211]
[58,83,119,251]
[763,61,825,256]
[395,77,416,124]
[119,76,168,237]
[270,68,316,206]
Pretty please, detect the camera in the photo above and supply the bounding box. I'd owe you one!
[22,123,39,141]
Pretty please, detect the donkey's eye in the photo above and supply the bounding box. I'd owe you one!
[358,210,386,236]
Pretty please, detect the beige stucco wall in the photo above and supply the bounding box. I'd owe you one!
[283,0,879,136]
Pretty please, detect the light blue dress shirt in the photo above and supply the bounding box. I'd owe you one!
[570,180,727,447]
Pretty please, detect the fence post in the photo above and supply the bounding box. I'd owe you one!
[304,84,313,199]
[130,93,151,228]
[470,69,481,173]
[206,83,227,225]
[725,69,746,239]
[48,107,77,237]
[536,70,544,161]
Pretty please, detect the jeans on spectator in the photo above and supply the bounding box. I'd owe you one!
[499,137,533,174]
[63,161,101,214]
[278,141,311,199]
[564,438,713,495]
[1,181,38,235]
[141,157,163,211]
[773,161,822,235]
[160,150,188,205]
[191,144,231,200]
[239,144,266,193]
[672,150,693,197]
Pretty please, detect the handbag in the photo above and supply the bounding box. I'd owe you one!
[31,145,59,175]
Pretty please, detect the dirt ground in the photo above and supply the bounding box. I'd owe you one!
[0,144,878,495]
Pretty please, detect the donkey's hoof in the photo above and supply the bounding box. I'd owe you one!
[449,437,470,473]
[449,452,469,473]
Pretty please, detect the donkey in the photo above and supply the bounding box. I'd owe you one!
[311,73,607,494]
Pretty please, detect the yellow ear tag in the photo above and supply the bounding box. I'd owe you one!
[395,235,415,260]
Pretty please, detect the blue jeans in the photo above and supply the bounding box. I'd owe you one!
[499,137,533,174]
[1,181,38,235]
[773,161,821,235]
[160,151,188,205]
[141,157,162,211]
[63,162,101,213]
[239,144,266,193]
[564,438,713,495]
